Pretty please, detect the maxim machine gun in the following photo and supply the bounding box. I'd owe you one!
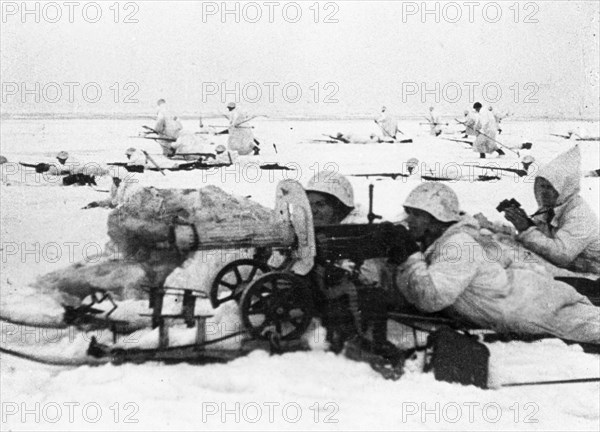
[0,179,415,366]
[166,179,415,344]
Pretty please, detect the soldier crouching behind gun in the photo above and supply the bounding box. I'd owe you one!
[302,171,418,362]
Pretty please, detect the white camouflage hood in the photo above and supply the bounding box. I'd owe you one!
[535,145,581,207]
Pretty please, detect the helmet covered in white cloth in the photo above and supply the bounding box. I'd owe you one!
[306,170,354,209]
[404,182,461,222]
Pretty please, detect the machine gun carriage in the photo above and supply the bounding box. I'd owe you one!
[207,180,413,343]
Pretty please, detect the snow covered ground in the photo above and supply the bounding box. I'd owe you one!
[1,117,599,431]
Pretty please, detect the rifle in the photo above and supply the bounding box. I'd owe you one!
[139,126,178,142]
[259,163,295,171]
[550,133,574,140]
[420,175,456,181]
[218,115,266,134]
[19,162,39,169]
[132,135,178,143]
[350,172,409,180]
[19,162,69,175]
[374,119,404,138]
[442,137,473,146]
[175,153,217,160]
[310,139,338,144]
[142,150,166,176]
[454,118,519,156]
[322,134,350,143]
[208,124,254,129]
[461,164,527,177]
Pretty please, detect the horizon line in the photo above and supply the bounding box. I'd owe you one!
[1,112,599,122]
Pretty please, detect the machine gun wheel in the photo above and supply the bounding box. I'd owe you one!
[209,259,271,309]
[240,272,314,341]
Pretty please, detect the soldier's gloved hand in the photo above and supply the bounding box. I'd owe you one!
[388,237,420,265]
[324,264,349,286]
[376,222,420,265]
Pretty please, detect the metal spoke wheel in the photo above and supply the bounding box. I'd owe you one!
[240,271,314,341]
[209,259,271,309]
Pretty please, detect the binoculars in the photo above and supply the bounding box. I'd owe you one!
[496,198,521,213]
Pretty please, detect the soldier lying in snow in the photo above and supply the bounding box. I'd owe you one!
[33,151,109,186]
[390,183,599,344]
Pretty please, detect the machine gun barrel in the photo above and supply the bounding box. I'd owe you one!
[193,221,296,250]
[182,222,410,263]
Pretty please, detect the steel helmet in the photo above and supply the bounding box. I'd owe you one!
[226,102,236,109]
[406,157,419,167]
[405,157,419,174]
[522,155,535,164]
[125,147,136,156]
[305,170,354,209]
[404,182,461,222]
[215,144,226,153]
[56,151,69,160]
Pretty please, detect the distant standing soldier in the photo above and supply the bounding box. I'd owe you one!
[427,106,442,136]
[488,106,506,134]
[375,106,400,139]
[226,102,260,156]
[154,99,183,156]
[473,102,505,158]
[462,109,477,138]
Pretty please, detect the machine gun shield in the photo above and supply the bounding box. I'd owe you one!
[275,180,316,276]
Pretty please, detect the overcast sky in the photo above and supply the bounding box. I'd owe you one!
[1,1,598,118]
